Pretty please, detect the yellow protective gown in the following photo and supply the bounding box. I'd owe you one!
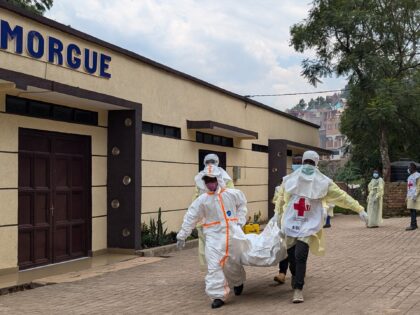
[272,186,281,205]
[367,178,384,227]
[327,203,335,217]
[274,182,364,256]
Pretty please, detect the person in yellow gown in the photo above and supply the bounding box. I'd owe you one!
[274,150,368,303]
[366,170,384,228]
[273,155,302,284]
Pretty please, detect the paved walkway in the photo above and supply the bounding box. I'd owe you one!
[1,215,420,314]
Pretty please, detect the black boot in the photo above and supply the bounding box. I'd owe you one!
[211,299,224,309]
[234,284,244,296]
[406,209,418,231]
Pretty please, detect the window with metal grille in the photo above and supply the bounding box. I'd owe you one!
[141,121,181,139]
[252,143,268,153]
[6,95,98,126]
[196,131,233,147]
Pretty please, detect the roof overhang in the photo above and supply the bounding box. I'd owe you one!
[187,120,258,139]
[0,68,140,111]
[0,1,320,129]
[277,139,333,156]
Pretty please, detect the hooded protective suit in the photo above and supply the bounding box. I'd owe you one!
[194,154,234,198]
[177,165,247,300]
[194,155,234,267]
[367,177,384,227]
[275,151,366,255]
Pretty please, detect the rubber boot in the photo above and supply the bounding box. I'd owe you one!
[406,209,418,231]
[234,284,244,296]
[211,299,224,309]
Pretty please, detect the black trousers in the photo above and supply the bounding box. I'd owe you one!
[279,257,288,274]
[287,241,310,290]
[410,209,418,228]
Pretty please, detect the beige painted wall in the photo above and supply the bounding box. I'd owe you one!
[0,10,321,246]
[0,9,318,149]
[141,134,270,231]
[0,226,17,270]
[0,93,108,269]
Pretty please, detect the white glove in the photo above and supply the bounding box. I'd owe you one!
[359,211,368,225]
[176,239,186,250]
[279,228,286,240]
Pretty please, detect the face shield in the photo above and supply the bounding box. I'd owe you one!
[203,154,220,166]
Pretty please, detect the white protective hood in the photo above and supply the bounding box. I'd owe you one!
[283,166,332,199]
[203,153,220,166]
[194,164,227,193]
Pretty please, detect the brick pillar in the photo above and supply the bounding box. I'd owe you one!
[383,182,408,217]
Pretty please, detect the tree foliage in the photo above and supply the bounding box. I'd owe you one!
[290,0,420,181]
[6,0,53,15]
[291,98,307,111]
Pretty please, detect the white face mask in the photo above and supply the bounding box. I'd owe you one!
[301,164,316,175]
[408,168,411,174]
[373,173,379,179]
[291,164,301,171]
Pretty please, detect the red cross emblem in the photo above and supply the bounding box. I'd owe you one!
[408,181,414,189]
[294,198,311,217]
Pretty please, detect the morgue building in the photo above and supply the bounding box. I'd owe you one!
[0,3,329,274]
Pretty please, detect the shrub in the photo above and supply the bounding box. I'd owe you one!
[141,208,198,248]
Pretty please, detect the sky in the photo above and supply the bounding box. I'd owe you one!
[46,0,347,111]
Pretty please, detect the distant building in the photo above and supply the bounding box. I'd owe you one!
[287,98,348,160]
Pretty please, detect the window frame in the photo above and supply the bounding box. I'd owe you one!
[196,131,234,148]
[5,95,98,126]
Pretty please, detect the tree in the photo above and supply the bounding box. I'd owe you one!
[290,0,420,181]
[291,98,307,111]
[6,0,53,15]
[335,161,362,183]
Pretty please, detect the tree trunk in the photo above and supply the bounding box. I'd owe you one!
[379,127,391,182]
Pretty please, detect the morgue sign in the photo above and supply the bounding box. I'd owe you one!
[0,19,112,78]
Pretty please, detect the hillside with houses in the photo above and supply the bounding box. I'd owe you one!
[286,92,348,161]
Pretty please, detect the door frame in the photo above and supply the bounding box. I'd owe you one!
[18,128,92,270]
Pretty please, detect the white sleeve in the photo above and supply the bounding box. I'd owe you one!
[235,190,248,227]
[177,197,204,241]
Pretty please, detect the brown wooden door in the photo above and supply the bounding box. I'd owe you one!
[18,129,91,270]
[268,140,287,218]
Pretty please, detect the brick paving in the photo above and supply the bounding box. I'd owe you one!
[1,215,420,314]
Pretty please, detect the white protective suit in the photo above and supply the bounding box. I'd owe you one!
[367,177,384,227]
[177,165,247,300]
[194,154,234,268]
